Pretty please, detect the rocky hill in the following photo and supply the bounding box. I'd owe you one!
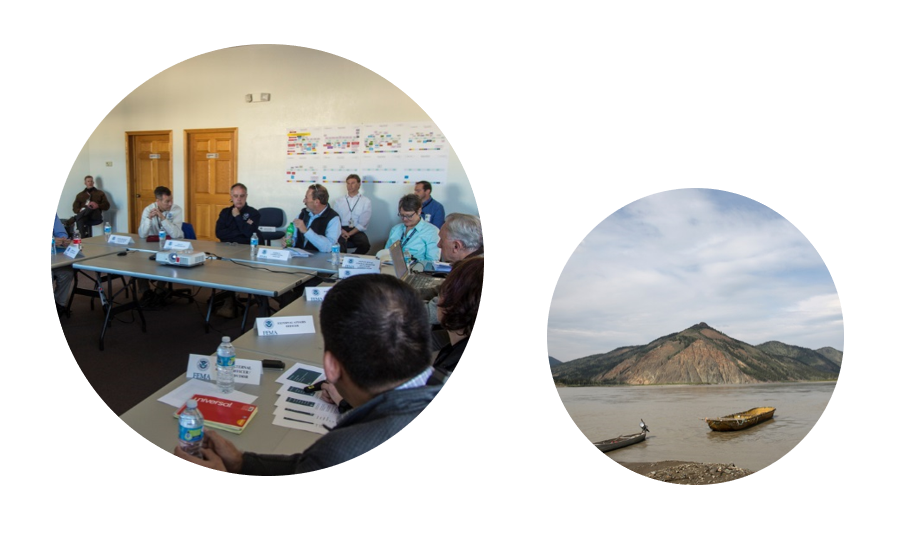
[549,356,564,367]
[552,322,842,386]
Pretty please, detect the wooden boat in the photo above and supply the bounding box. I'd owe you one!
[594,420,650,452]
[704,407,776,432]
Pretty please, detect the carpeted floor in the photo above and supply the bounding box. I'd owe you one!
[59,271,259,416]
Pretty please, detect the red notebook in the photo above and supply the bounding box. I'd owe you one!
[174,395,258,434]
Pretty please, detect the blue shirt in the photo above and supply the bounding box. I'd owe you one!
[421,197,445,229]
[386,220,441,262]
[53,214,68,238]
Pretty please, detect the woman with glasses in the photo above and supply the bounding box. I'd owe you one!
[385,194,441,262]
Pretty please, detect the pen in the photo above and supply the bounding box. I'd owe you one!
[304,380,327,393]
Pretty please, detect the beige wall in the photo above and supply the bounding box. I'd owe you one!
[58,45,476,250]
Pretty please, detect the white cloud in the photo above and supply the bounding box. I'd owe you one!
[547,189,844,360]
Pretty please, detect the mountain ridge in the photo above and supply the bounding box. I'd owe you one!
[552,322,842,386]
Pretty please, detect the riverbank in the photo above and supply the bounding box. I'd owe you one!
[617,460,755,484]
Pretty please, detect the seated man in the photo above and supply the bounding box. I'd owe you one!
[293,184,340,253]
[52,214,73,318]
[174,274,441,474]
[137,186,184,302]
[331,174,372,254]
[138,186,184,240]
[385,194,441,262]
[66,175,111,237]
[215,183,261,244]
[414,180,446,228]
[426,213,485,325]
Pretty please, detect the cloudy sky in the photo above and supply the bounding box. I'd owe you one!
[547,189,844,362]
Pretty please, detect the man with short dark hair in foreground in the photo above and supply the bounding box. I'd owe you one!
[174,274,440,474]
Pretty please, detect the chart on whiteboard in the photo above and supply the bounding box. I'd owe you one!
[285,123,449,186]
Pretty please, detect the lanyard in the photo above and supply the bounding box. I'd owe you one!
[401,227,417,245]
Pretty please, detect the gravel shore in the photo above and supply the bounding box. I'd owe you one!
[617,460,755,484]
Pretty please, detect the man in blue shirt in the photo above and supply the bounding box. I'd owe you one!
[293,184,341,253]
[386,194,441,262]
[52,214,73,317]
[414,180,445,229]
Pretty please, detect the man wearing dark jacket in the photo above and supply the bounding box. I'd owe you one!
[175,274,440,474]
[215,183,261,244]
[66,175,110,237]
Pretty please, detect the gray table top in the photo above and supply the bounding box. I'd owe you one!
[51,237,126,269]
[73,249,316,297]
[120,347,324,457]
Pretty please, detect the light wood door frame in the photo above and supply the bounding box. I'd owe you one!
[125,130,173,234]
[184,128,239,241]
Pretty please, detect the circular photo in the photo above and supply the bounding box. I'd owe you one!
[548,188,842,485]
[51,44,483,475]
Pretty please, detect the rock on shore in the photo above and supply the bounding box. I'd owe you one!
[617,460,754,485]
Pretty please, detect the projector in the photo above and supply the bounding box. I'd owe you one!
[156,251,206,267]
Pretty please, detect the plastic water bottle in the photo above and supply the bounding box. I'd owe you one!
[216,336,236,393]
[72,227,81,248]
[51,237,56,255]
[285,222,295,247]
[331,242,340,266]
[250,232,259,257]
[158,225,166,249]
[104,221,112,241]
[178,399,205,458]
[403,250,411,269]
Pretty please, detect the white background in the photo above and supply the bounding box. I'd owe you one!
[8,1,920,541]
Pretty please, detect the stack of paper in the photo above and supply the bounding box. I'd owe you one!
[272,362,340,435]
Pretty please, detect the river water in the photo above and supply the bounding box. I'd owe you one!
[557,382,836,472]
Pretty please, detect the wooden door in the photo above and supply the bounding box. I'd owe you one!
[185,128,238,241]
[126,131,172,233]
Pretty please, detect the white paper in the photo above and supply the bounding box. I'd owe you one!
[276,362,325,388]
[256,315,316,336]
[157,378,258,409]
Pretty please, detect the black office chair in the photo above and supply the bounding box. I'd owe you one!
[258,207,286,246]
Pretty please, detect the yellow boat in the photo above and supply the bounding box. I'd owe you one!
[705,407,776,432]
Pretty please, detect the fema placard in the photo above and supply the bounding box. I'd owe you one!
[185,354,261,384]
[338,267,379,279]
[107,235,134,245]
[164,239,192,251]
[257,247,293,262]
[304,286,332,302]
[256,316,316,336]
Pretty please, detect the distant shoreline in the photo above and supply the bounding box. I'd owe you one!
[555,379,837,388]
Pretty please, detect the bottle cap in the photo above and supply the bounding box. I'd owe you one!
[186,399,198,409]
[222,336,231,343]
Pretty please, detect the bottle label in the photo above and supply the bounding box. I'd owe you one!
[179,424,203,442]
[217,354,236,368]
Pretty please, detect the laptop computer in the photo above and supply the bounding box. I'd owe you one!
[389,240,443,290]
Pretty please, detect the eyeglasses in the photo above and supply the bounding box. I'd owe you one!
[398,211,418,220]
